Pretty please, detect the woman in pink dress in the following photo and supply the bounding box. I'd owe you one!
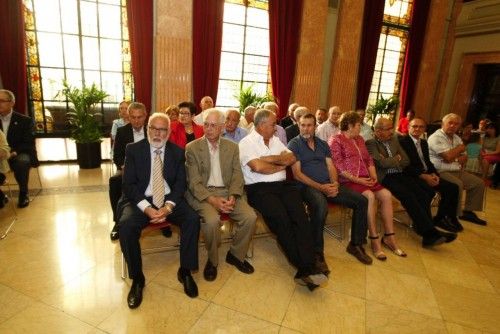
[329,111,405,260]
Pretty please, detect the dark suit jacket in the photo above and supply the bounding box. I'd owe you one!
[399,135,438,177]
[280,116,294,129]
[365,135,410,182]
[121,139,187,206]
[113,123,147,169]
[285,124,299,143]
[185,137,244,202]
[6,111,38,166]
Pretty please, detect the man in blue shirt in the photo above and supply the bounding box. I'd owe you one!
[288,114,373,268]
[222,109,248,143]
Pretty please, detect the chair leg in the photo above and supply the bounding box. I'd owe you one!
[121,252,128,279]
[1,181,18,240]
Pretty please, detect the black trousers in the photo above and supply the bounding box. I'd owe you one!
[9,153,31,194]
[381,173,435,235]
[109,173,123,222]
[433,178,459,219]
[119,199,200,280]
[245,181,315,273]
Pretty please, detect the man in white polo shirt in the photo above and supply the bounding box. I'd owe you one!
[428,113,487,226]
[239,108,328,290]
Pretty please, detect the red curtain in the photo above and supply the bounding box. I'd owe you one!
[192,0,224,113]
[398,0,431,116]
[127,0,153,113]
[0,0,28,115]
[355,0,385,110]
[269,0,303,120]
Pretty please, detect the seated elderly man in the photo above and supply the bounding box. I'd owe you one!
[239,108,328,290]
[118,112,200,308]
[316,106,341,143]
[427,113,487,225]
[222,108,248,143]
[399,117,462,233]
[185,108,256,282]
[288,113,372,266]
[261,102,288,145]
[366,118,457,248]
[239,106,256,131]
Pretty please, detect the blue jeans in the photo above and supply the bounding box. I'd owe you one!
[301,185,368,252]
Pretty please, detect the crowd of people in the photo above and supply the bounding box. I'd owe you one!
[0,88,496,310]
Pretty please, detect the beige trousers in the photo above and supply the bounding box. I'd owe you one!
[439,170,485,215]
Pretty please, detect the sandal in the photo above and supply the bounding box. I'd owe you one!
[369,235,387,261]
[381,233,407,257]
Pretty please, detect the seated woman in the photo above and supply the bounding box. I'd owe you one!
[0,129,10,208]
[481,123,500,179]
[169,101,204,149]
[164,105,179,122]
[330,111,405,260]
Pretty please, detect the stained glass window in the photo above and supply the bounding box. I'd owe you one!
[24,0,133,135]
[367,0,413,108]
[217,0,271,108]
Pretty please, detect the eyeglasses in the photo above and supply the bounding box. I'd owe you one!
[148,126,168,134]
[203,122,220,129]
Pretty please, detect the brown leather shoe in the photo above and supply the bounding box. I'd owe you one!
[346,242,373,265]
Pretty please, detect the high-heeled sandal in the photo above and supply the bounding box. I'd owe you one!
[381,233,407,257]
[368,235,387,261]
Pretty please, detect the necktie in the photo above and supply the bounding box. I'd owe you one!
[152,149,164,208]
[415,140,428,171]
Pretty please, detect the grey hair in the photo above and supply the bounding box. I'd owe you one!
[226,108,240,119]
[0,89,15,103]
[128,102,147,114]
[262,102,279,113]
[203,108,225,124]
[244,105,256,116]
[148,112,171,128]
[293,106,310,120]
[442,113,461,123]
[374,117,392,129]
[254,108,273,127]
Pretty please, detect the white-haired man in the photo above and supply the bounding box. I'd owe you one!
[316,106,341,143]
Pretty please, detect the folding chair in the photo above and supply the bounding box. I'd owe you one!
[0,179,18,239]
[323,202,350,240]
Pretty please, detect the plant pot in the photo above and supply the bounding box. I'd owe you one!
[76,142,102,169]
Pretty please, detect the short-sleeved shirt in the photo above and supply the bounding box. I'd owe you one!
[288,135,330,185]
[427,129,462,171]
[222,126,248,143]
[239,130,289,185]
[315,121,340,142]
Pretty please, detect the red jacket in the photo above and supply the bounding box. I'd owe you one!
[169,120,204,149]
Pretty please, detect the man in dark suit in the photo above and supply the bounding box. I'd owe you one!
[366,118,457,248]
[185,109,256,282]
[0,89,37,208]
[399,117,462,232]
[118,112,200,308]
[109,102,147,240]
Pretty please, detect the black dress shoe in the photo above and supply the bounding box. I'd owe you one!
[313,252,330,276]
[110,223,119,241]
[460,211,487,226]
[127,280,144,309]
[434,216,459,233]
[177,268,198,298]
[448,216,464,232]
[226,251,255,274]
[18,195,29,208]
[161,226,172,238]
[438,230,457,243]
[346,242,373,265]
[422,231,446,248]
[203,260,218,281]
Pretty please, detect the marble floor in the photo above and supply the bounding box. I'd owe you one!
[0,162,499,333]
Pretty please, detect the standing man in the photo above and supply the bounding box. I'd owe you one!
[193,96,214,125]
[427,113,487,225]
[222,108,248,143]
[399,117,462,232]
[316,106,341,143]
[239,108,328,290]
[118,113,200,308]
[288,114,372,266]
[0,89,37,208]
[366,118,457,248]
[186,109,256,282]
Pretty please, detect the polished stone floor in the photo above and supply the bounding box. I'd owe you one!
[0,162,499,333]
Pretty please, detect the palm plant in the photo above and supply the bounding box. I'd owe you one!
[234,84,273,114]
[366,95,400,126]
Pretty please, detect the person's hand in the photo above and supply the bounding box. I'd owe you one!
[208,196,234,213]
[358,177,376,187]
[321,183,338,197]
[144,206,167,224]
[421,173,438,187]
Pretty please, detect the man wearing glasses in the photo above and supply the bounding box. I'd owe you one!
[185,108,256,282]
[0,89,37,208]
[118,112,200,308]
[399,117,462,233]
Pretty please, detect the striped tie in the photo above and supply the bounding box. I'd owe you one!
[152,149,164,208]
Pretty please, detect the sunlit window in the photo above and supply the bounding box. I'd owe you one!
[367,0,413,107]
[24,0,133,135]
[216,0,271,108]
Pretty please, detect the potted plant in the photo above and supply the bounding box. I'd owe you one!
[234,84,273,114]
[366,95,400,127]
[59,81,108,169]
